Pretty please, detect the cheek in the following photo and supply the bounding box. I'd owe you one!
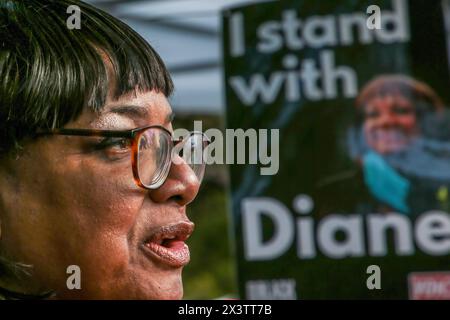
[74,155,141,218]
[67,159,145,254]
[363,120,374,131]
[49,159,146,291]
[363,122,376,142]
[396,115,417,131]
[0,153,144,295]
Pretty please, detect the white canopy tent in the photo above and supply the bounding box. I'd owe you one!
[86,0,271,115]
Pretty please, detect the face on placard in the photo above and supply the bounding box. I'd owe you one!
[363,94,418,154]
[0,88,201,299]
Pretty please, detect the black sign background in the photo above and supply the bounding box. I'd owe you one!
[223,0,450,299]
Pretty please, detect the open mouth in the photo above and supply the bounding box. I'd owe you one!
[141,221,195,268]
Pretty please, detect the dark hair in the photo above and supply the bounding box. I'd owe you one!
[0,0,174,154]
[0,0,173,299]
[355,75,444,115]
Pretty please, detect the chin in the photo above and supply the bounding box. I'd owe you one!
[138,284,184,300]
[131,269,185,300]
[54,273,185,300]
[157,288,184,300]
[373,143,409,154]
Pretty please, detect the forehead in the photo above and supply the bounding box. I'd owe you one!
[72,90,174,130]
[366,94,413,109]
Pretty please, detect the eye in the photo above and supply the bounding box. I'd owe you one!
[96,137,130,149]
[364,109,379,119]
[392,105,414,115]
[94,137,132,159]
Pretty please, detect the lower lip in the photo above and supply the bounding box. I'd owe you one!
[142,240,190,268]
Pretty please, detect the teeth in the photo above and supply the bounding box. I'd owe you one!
[152,235,176,245]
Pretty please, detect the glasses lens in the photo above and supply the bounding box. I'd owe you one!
[137,128,171,189]
[179,132,209,184]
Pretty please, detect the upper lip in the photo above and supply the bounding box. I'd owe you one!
[143,221,195,245]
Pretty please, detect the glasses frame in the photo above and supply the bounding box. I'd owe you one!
[38,125,209,190]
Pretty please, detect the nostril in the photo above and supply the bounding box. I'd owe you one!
[170,195,183,203]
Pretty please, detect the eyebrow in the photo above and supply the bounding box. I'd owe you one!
[107,105,175,125]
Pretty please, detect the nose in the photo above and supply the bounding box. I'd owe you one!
[375,109,396,128]
[148,155,201,206]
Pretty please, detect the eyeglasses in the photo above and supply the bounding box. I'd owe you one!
[38,125,210,190]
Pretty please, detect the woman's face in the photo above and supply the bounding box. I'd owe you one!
[0,89,201,299]
[362,94,418,154]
